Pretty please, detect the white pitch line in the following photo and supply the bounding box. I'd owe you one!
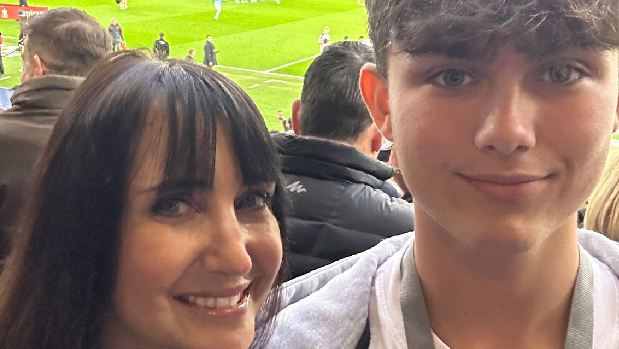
[264,54,319,73]
[0,76,11,81]
[265,79,286,83]
[216,65,303,79]
[248,84,260,89]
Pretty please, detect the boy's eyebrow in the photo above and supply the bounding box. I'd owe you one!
[398,43,591,63]
[395,41,495,61]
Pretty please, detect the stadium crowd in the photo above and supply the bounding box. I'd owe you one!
[0,0,618,348]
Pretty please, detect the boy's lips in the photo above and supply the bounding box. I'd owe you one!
[457,173,554,201]
[460,173,551,185]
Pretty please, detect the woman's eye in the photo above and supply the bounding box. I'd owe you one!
[431,69,474,88]
[151,198,190,217]
[236,190,273,211]
[543,65,583,84]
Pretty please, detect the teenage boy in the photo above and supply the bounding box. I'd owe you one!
[256,0,619,348]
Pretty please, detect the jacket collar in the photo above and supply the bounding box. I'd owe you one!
[271,132,397,188]
[7,75,84,115]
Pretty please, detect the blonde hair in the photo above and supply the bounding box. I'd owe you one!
[584,151,619,242]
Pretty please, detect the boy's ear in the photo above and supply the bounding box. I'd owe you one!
[360,63,393,141]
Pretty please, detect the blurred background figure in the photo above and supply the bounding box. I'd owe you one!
[108,17,124,51]
[204,34,217,68]
[585,151,619,242]
[185,48,196,62]
[152,32,169,60]
[0,8,111,268]
[318,26,330,52]
[214,0,222,20]
[272,41,414,279]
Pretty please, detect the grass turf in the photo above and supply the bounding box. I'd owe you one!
[0,0,368,130]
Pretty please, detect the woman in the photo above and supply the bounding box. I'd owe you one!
[0,50,288,349]
[585,151,619,242]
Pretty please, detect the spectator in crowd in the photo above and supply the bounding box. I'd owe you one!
[257,0,619,348]
[185,48,196,63]
[108,17,124,51]
[271,41,414,279]
[152,32,169,61]
[585,151,619,242]
[203,34,217,68]
[358,35,372,47]
[276,109,288,131]
[318,26,330,52]
[0,8,111,267]
[0,50,288,349]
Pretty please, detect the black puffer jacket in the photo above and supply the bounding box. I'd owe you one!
[272,133,414,279]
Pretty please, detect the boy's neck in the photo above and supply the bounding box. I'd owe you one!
[413,210,580,349]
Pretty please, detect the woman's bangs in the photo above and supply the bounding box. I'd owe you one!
[159,63,279,188]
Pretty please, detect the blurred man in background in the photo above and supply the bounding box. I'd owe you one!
[271,41,414,279]
[203,35,217,68]
[185,48,196,63]
[0,8,111,266]
[108,17,124,51]
[152,32,169,60]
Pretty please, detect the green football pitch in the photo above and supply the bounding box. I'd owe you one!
[0,0,368,131]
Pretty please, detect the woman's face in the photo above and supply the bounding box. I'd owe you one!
[104,123,283,349]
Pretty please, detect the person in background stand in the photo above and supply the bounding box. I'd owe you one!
[0,8,111,271]
[152,32,169,61]
[203,35,217,68]
[276,110,288,131]
[270,41,413,279]
[108,18,124,51]
[185,48,195,63]
[318,26,330,52]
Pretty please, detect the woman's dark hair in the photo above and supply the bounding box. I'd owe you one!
[0,50,289,349]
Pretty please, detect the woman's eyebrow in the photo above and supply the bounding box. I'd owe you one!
[141,180,210,193]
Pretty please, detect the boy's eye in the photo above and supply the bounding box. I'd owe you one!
[543,65,583,84]
[236,190,273,211]
[151,198,190,217]
[431,69,474,87]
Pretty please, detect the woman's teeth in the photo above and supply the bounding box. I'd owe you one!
[185,293,243,309]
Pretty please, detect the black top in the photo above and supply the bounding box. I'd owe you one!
[272,133,414,279]
[153,39,170,60]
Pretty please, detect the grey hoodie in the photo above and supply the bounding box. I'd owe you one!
[257,230,619,349]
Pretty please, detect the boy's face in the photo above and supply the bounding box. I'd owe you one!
[362,43,619,251]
